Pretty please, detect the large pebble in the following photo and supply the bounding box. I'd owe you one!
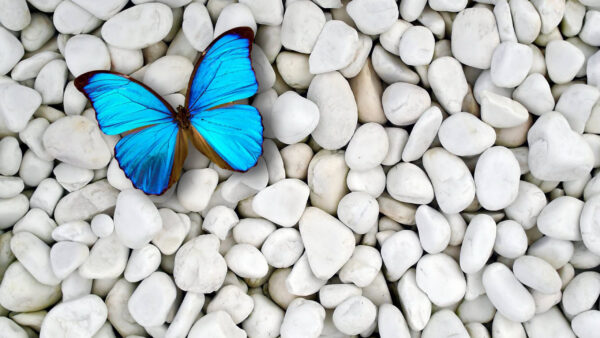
[143,55,193,95]
[188,311,246,338]
[0,262,61,312]
[242,294,284,338]
[337,192,379,235]
[439,113,496,156]
[128,271,176,327]
[399,26,435,66]
[11,232,60,286]
[307,150,349,214]
[207,285,253,324]
[346,0,398,35]
[555,84,600,134]
[415,205,451,254]
[309,20,358,74]
[272,91,320,144]
[213,3,257,38]
[494,220,528,259]
[332,296,376,335]
[380,230,422,281]
[386,162,434,204]
[528,111,594,181]
[308,72,357,150]
[173,235,227,293]
[102,3,174,49]
[397,269,431,331]
[562,271,600,318]
[581,195,600,256]
[451,7,500,69]
[546,40,585,84]
[124,244,160,283]
[114,189,162,249]
[490,41,532,88]
[225,243,268,279]
[78,234,128,279]
[460,215,497,275]
[280,1,325,54]
[416,253,466,307]
[299,207,355,280]
[524,306,575,338]
[64,34,110,77]
[475,146,521,211]
[40,295,107,338]
[42,116,111,170]
[382,82,431,126]
[0,83,42,133]
[513,255,562,294]
[280,298,325,338]
[176,168,218,212]
[53,1,101,35]
[571,310,600,338]
[72,0,128,20]
[537,196,583,241]
[480,91,529,128]
[182,2,213,51]
[0,194,29,230]
[505,181,547,230]
[54,180,119,224]
[0,27,24,75]
[428,56,468,114]
[423,148,475,214]
[513,73,555,115]
[482,263,535,322]
[344,123,388,171]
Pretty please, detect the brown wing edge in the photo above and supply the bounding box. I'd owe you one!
[75,70,185,196]
[184,26,264,173]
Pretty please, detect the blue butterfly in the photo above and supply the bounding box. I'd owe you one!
[75,27,263,195]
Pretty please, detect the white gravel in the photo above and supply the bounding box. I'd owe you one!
[1,1,600,337]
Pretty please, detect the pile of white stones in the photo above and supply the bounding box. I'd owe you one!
[1,0,600,337]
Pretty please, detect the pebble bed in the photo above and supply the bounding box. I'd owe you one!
[0,0,600,337]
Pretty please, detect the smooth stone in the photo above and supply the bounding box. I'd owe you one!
[102,3,173,49]
[49,241,89,280]
[299,207,355,280]
[451,7,500,69]
[416,253,466,307]
[513,255,562,294]
[124,244,161,283]
[459,214,498,276]
[344,123,388,171]
[53,1,101,35]
[572,310,600,338]
[182,2,213,51]
[280,298,325,338]
[272,91,320,144]
[528,236,574,269]
[505,181,548,230]
[280,1,325,53]
[423,147,475,214]
[428,56,468,114]
[35,59,67,105]
[494,0,518,42]
[261,228,303,268]
[29,176,62,214]
[490,42,532,88]
[309,20,358,74]
[224,243,268,279]
[152,209,189,255]
[286,253,327,296]
[562,271,600,317]
[581,195,600,256]
[350,60,386,124]
[524,307,575,338]
[332,296,376,335]
[213,3,257,38]
[78,234,129,279]
[239,0,283,25]
[0,194,29,230]
[128,272,176,327]
[555,84,600,133]
[90,214,114,238]
[276,52,313,90]
[337,192,379,235]
[347,165,386,198]
[114,189,162,249]
[580,10,600,46]
[188,311,246,338]
[242,294,284,338]
[0,262,61,312]
[19,118,52,162]
[0,83,41,133]
[546,40,585,84]
[0,137,21,176]
[481,91,529,128]
[202,206,238,240]
[402,106,443,162]
[0,0,30,31]
[40,295,107,338]
[338,245,381,288]
[482,263,535,322]
[537,196,583,241]
[21,13,54,52]
[399,0,426,21]
[206,285,252,325]
[422,310,469,338]
[0,317,27,338]
[176,168,218,212]
[346,0,397,35]
[253,178,310,227]
[439,113,496,156]
[386,162,433,204]
[0,176,24,199]
[382,82,430,126]
[308,72,357,150]
[397,269,431,331]
[54,163,94,192]
[475,146,521,211]
[11,232,60,286]
[11,52,59,82]
[415,205,451,254]
[64,34,110,77]
[54,180,118,225]
[399,25,435,66]
[71,0,128,20]
[531,0,566,34]
[0,27,24,75]
[143,55,193,95]
[528,111,594,181]
[372,44,420,84]
[173,235,227,293]
[494,220,528,259]
[382,127,409,166]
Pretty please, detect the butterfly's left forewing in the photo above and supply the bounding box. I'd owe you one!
[186,27,263,172]
[75,71,186,195]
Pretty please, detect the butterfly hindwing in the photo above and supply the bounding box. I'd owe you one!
[190,105,263,171]
[186,27,263,171]
[75,71,185,195]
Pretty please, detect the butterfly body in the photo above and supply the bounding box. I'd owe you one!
[75,27,263,195]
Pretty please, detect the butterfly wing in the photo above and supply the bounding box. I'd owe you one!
[75,71,186,195]
[185,27,263,171]
[74,71,174,135]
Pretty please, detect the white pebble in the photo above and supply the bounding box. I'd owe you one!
[386,162,434,205]
[482,262,535,322]
[513,255,562,294]
[202,206,238,240]
[416,253,466,307]
[309,20,358,74]
[280,298,326,338]
[124,244,161,283]
[102,3,173,49]
[545,40,585,84]
[382,82,431,126]
[0,27,24,75]
[173,235,227,293]
[128,271,176,327]
[0,83,41,133]
[494,220,528,259]
[451,7,500,69]
[346,0,398,35]
[280,1,325,54]
[427,57,468,114]
[439,113,496,157]
[272,91,320,145]
[344,123,389,171]
[41,295,107,337]
[225,243,269,279]
[64,34,110,77]
[475,146,521,211]
[176,168,218,212]
[337,192,379,234]
[50,241,89,280]
[415,205,451,254]
[113,189,162,249]
[399,26,434,66]
[332,296,376,335]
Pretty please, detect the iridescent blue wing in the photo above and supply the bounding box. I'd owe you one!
[74,71,174,135]
[185,27,263,171]
[189,105,262,171]
[75,71,187,195]
[115,124,187,195]
[186,27,258,112]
